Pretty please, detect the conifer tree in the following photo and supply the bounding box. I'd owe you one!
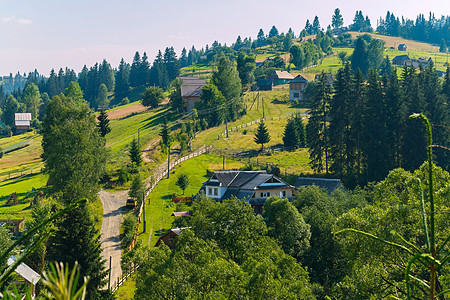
[211,56,242,101]
[283,118,299,149]
[95,83,108,108]
[328,64,352,178]
[159,118,171,148]
[140,52,151,86]
[307,72,331,174]
[332,8,344,28]
[46,201,109,299]
[129,51,141,87]
[97,110,111,137]
[115,58,130,100]
[129,138,142,167]
[254,120,270,150]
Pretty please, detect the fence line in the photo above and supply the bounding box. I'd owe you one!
[0,166,43,183]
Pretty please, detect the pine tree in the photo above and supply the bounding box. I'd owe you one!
[349,69,366,185]
[294,114,306,147]
[283,118,299,149]
[46,201,109,299]
[362,68,388,182]
[254,120,270,149]
[312,16,321,34]
[140,52,151,86]
[332,8,344,28]
[307,72,331,174]
[159,119,171,148]
[99,59,115,92]
[268,25,279,38]
[176,173,190,195]
[129,138,142,167]
[97,110,111,137]
[115,58,130,100]
[128,173,144,200]
[150,50,169,88]
[164,47,180,81]
[129,51,141,87]
[328,64,352,178]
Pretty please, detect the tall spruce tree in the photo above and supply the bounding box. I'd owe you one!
[328,63,352,178]
[47,201,109,299]
[129,138,142,167]
[349,69,366,185]
[129,51,142,87]
[254,120,271,149]
[211,56,242,101]
[115,58,130,100]
[362,68,388,182]
[97,110,111,137]
[332,8,344,28]
[307,72,331,174]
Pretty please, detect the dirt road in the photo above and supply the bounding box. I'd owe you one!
[99,189,127,288]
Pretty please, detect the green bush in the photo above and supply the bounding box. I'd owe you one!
[121,213,137,248]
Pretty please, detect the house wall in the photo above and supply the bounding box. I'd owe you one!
[253,187,294,199]
[205,185,227,199]
[184,96,202,111]
[289,83,307,101]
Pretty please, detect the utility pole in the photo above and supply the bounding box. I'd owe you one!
[137,129,140,148]
[108,256,111,290]
[224,105,228,138]
[167,144,170,179]
[142,191,146,233]
[262,96,265,119]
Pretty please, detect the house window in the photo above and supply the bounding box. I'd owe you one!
[280,190,286,197]
[207,187,213,196]
[213,188,218,196]
[260,192,270,198]
[293,92,299,98]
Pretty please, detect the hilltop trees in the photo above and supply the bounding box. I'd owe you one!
[332,8,344,28]
[97,110,111,137]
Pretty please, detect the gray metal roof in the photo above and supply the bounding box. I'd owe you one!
[14,113,32,121]
[268,70,294,80]
[294,177,344,195]
[179,76,206,98]
[235,190,255,200]
[291,74,308,83]
[241,173,273,189]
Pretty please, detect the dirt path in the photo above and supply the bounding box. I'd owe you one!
[99,189,127,288]
[107,103,148,120]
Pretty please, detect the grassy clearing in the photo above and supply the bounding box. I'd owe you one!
[348,31,439,52]
[137,154,244,247]
[114,274,136,299]
[0,173,48,219]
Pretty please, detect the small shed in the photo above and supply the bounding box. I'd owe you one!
[257,78,273,91]
[155,227,190,249]
[294,177,345,195]
[398,44,407,51]
[8,256,41,298]
[171,211,191,217]
[14,113,32,133]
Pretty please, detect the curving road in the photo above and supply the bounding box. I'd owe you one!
[99,189,128,288]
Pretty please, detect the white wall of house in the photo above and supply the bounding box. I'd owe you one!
[205,186,227,199]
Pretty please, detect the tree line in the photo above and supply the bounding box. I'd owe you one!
[307,63,449,187]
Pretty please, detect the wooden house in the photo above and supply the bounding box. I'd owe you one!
[14,113,32,133]
[178,76,206,112]
[198,170,294,214]
[155,227,189,249]
[398,44,407,51]
[257,78,273,91]
[289,75,309,101]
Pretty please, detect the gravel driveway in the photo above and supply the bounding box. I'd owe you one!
[99,189,127,288]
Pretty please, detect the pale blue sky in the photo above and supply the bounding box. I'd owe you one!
[0,0,448,75]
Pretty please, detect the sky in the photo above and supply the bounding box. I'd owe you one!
[0,0,449,76]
